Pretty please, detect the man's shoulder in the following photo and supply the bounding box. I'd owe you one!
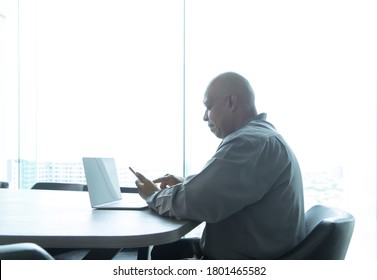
[228,118,278,143]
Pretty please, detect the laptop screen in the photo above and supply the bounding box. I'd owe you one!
[83,157,122,207]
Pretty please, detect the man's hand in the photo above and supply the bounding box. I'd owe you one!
[153,174,184,189]
[134,172,160,200]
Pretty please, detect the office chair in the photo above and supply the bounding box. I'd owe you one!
[32,182,138,193]
[0,243,54,260]
[31,182,87,191]
[0,181,9,189]
[277,205,355,260]
[120,186,138,193]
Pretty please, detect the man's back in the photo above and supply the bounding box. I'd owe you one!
[199,114,306,259]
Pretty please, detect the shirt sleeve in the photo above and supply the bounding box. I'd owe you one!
[147,135,290,223]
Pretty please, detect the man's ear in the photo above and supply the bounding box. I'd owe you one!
[228,94,238,112]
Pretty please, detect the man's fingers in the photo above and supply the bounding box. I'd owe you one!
[152,178,163,183]
[153,174,169,183]
[135,179,143,187]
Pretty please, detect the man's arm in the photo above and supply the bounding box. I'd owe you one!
[136,136,290,223]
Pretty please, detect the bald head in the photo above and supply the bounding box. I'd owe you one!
[203,72,258,139]
[207,72,256,109]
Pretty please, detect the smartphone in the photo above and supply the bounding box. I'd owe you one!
[129,167,138,178]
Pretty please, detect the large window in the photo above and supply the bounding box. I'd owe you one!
[0,1,18,186]
[2,0,184,188]
[1,0,376,259]
[34,0,185,187]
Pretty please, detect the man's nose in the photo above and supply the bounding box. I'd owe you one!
[203,109,209,121]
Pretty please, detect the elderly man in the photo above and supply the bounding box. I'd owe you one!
[134,72,305,259]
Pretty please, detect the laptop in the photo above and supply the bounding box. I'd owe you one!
[82,157,148,210]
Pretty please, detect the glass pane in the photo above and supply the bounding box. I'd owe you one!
[19,0,184,188]
[0,0,19,189]
[185,0,376,259]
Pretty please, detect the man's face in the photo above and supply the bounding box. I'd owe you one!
[203,88,230,139]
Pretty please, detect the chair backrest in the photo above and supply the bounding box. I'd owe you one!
[278,205,355,260]
[31,182,138,193]
[0,181,9,189]
[120,186,138,193]
[31,182,87,191]
[0,242,54,260]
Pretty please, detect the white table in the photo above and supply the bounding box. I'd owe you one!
[0,189,199,249]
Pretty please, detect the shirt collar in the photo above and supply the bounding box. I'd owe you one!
[242,113,267,126]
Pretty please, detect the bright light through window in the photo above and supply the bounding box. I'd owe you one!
[16,0,185,187]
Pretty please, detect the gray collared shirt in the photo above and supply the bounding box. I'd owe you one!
[147,113,306,259]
